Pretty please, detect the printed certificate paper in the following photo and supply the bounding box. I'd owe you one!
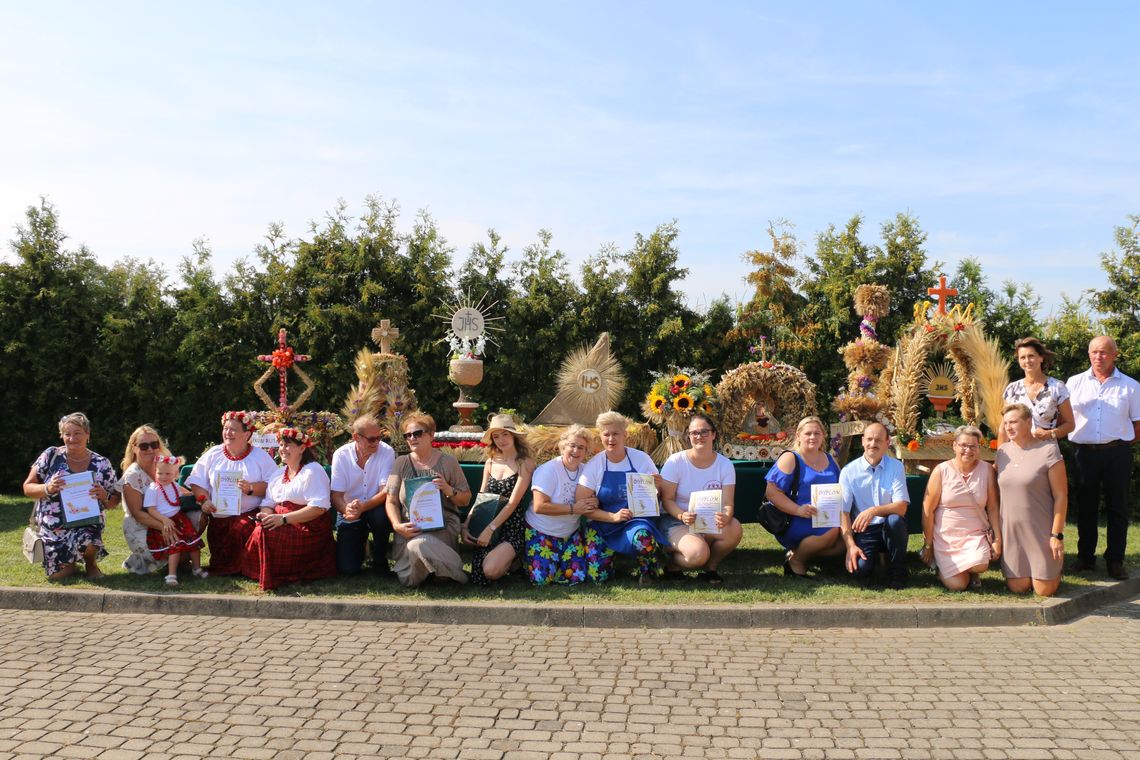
[687,489,723,535]
[404,476,444,531]
[60,471,100,526]
[213,470,243,516]
[625,473,660,517]
[811,483,843,528]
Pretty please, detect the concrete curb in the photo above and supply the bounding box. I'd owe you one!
[1,576,1137,628]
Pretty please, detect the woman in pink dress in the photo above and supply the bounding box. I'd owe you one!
[921,426,1001,591]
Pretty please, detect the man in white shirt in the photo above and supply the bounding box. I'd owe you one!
[1066,336,1140,580]
[839,422,911,589]
[330,415,396,576]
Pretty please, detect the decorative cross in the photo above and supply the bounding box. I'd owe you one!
[927,275,959,316]
[371,319,400,354]
[256,329,311,411]
[758,336,769,361]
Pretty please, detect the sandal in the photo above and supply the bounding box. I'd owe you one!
[968,573,982,590]
[698,570,723,586]
[164,574,179,587]
[192,568,209,579]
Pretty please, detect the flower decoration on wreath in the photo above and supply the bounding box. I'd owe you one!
[640,367,719,464]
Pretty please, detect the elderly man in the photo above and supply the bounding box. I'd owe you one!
[839,422,911,589]
[330,415,397,576]
[1066,336,1140,580]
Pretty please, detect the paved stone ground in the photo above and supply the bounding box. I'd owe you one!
[0,598,1137,760]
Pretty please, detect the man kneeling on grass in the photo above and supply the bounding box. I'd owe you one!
[839,422,910,590]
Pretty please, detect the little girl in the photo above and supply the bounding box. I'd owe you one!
[144,455,207,587]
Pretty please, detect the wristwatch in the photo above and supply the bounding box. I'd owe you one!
[1050,532,1063,540]
[282,514,288,525]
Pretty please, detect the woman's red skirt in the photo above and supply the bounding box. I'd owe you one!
[146,512,204,561]
[241,502,336,590]
[204,512,257,576]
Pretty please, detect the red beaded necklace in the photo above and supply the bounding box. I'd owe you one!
[282,466,298,484]
[158,481,180,507]
[222,444,252,462]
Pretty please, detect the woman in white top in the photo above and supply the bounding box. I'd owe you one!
[659,414,743,585]
[525,425,611,584]
[185,411,277,575]
[118,424,195,575]
[998,337,1074,445]
[241,427,336,590]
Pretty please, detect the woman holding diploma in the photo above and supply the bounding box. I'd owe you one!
[23,412,117,580]
[659,413,742,585]
[921,425,1000,591]
[576,411,670,586]
[464,415,535,585]
[385,413,471,587]
[241,427,336,590]
[185,411,277,575]
[525,425,611,585]
[764,416,843,578]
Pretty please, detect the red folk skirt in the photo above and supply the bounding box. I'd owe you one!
[241,502,336,590]
[146,512,204,561]
[205,512,257,576]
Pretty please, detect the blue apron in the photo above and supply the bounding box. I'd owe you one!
[588,454,671,555]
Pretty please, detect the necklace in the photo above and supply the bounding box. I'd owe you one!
[158,482,180,506]
[222,445,251,462]
[561,460,580,482]
[282,465,297,484]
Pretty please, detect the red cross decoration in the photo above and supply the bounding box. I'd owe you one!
[256,329,312,411]
[927,275,959,316]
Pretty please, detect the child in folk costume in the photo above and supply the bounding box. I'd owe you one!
[143,455,207,587]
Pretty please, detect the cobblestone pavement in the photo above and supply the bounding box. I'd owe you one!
[0,598,1137,760]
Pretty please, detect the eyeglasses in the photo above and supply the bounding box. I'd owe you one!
[565,443,587,451]
[688,429,714,438]
[403,429,427,440]
[136,441,161,451]
[357,434,383,444]
[955,443,979,451]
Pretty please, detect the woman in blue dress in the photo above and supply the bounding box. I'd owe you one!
[764,416,843,578]
[575,411,670,586]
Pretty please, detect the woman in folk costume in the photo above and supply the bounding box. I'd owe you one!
[242,427,337,590]
[185,411,276,575]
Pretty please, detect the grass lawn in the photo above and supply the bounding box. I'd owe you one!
[2,493,1136,605]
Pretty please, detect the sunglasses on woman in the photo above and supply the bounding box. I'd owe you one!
[403,429,426,440]
[136,441,161,451]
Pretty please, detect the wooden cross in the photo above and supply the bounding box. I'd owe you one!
[758,336,769,361]
[256,329,311,410]
[927,275,959,316]
[371,319,400,354]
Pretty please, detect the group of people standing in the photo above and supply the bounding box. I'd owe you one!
[21,335,1138,594]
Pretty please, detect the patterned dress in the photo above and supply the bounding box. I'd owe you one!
[31,446,117,577]
[526,526,613,585]
[469,473,528,586]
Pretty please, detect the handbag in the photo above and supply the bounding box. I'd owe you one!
[22,526,44,565]
[467,492,506,545]
[758,454,801,536]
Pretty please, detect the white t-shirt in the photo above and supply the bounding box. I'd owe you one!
[185,444,278,514]
[527,457,584,539]
[660,451,736,511]
[577,447,659,493]
[142,481,185,519]
[262,461,332,510]
[330,440,395,504]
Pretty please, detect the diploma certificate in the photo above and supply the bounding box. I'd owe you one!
[687,489,723,535]
[60,471,101,527]
[811,483,843,528]
[213,470,243,516]
[625,472,659,517]
[404,476,444,531]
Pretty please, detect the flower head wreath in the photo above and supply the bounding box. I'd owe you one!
[278,427,314,448]
[154,455,185,467]
[221,411,253,430]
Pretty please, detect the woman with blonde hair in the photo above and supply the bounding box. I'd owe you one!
[764,415,844,577]
[921,425,1001,591]
[575,411,669,585]
[385,412,472,587]
[525,425,609,584]
[464,414,536,585]
[118,424,205,575]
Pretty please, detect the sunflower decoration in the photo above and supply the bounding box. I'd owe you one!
[672,393,695,412]
[641,367,719,463]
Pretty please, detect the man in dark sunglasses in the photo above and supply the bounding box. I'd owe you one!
[330,415,397,576]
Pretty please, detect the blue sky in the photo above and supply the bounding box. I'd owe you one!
[2,2,1137,318]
